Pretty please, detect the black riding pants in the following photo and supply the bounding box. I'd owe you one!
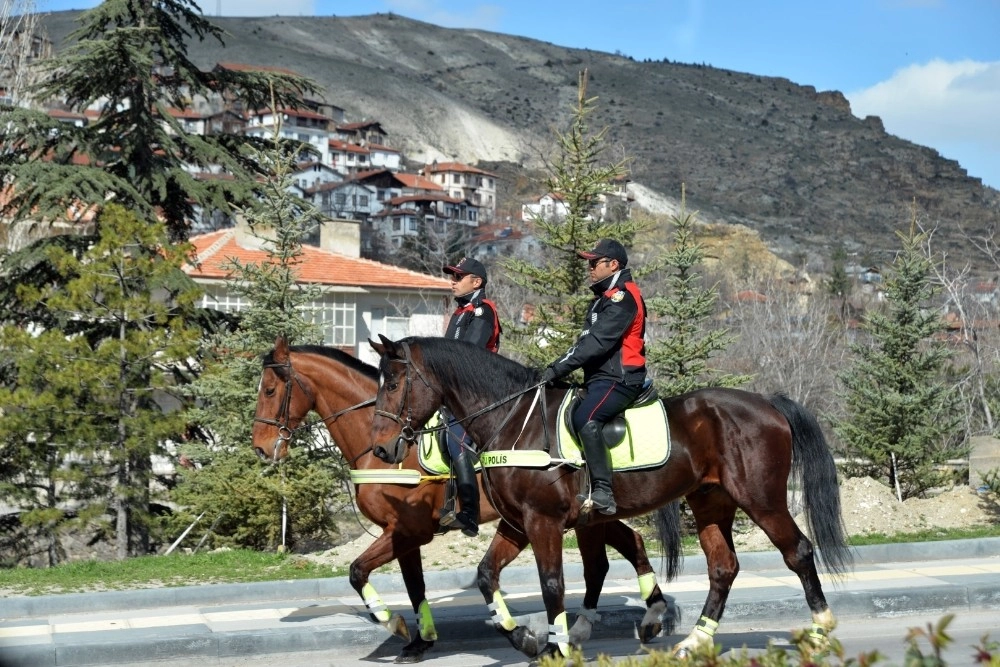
[571,379,643,433]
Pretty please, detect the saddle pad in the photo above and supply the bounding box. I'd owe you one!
[417,411,449,475]
[416,412,483,474]
[556,391,671,471]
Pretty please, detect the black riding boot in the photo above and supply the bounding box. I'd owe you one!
[576,420,616,514]
[439,452,479,537]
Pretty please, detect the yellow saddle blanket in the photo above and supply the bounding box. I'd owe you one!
[556,390,671,471]
[416,412,484,475]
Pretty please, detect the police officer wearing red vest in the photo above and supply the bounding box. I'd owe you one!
[439,256,501,536]
[540,239,647,515]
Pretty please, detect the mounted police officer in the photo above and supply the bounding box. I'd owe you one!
[439,256,501,536]
[540,239,647,515]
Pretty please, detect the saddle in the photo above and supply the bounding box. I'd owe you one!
[562,378,659,446]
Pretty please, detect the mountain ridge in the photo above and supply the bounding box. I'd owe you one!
[37,10,1000,273]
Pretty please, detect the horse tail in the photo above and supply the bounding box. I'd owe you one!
[653,500,683,581]
[768,393,853,576]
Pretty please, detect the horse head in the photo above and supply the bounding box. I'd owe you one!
[369,334,441,464]
[251,334,314,463]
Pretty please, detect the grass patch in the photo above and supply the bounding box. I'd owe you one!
[0,549,346,597]
[847,524,1000,546]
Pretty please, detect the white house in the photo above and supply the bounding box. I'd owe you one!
[245,107,333,165]
[183,218,451,363]
[422,162,497,222]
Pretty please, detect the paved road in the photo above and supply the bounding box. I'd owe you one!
[2,538,999,667]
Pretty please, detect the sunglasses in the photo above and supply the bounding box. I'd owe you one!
[588,257,612,269]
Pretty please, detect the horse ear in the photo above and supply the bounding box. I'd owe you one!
[274,335,289,362]
[368,337,385,356]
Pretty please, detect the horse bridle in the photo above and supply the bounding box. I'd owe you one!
[373,341,545,455]
[253,357,376,464]
[372,341,435,452]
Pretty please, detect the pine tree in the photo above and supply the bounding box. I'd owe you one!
[502,70,646,368]
[0,205,202,560]
[645,190,751,395]
[833,218,967,499]
[0,0,315,241]
[170,136,349,551]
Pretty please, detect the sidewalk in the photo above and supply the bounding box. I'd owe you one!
[2,538,1000,667]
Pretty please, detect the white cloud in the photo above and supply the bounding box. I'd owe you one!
[847,59,1000,186]
[215,0,314,16]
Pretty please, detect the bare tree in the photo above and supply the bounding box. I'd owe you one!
[718,278,849,422]
[0,0,40,108]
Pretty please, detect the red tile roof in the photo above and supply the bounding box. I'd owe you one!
[394,173,444,191]
[185,229,451,291]
[250,107,331,121]
[329,139,369,154]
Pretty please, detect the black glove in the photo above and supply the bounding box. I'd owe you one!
[540,367,558,385]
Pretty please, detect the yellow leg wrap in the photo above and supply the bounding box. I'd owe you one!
[694,615,719,639]
[417,599,438,641]
[549,611,570,656]
[361,583,391,624]
[809,623,828,642]
[487,591,517,631]
[638,572,657,601]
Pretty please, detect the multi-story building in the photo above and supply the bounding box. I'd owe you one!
[421,162,497,223]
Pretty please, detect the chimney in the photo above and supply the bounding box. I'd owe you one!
[319,218,361,258]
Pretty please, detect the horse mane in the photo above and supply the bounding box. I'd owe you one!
[400,337,541,402]
[262,344,379,382]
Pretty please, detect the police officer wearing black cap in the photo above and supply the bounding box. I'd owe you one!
[540,238,647,515]
[438,256,502,536]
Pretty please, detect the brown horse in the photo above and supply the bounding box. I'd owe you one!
[250,336,680,663]
[367,335,853,662]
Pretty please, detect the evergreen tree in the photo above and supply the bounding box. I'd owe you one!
[170,136,348,551]
[827,243,852,300]
[0,0,315,242]
[833,219,967,499]
[0,205,202,560]
[502,70,646,368]
[645,191,751,395]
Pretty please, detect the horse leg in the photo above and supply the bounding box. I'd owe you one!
[673,489,739,656]
[741,504,835,646]
[577,521,668,645]
[475,521,540,657]
[349,529,428,644]
[394,548,436,664]
[526,516,572,662]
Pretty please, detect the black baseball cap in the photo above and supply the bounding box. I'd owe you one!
[443,257,488,284]
[577,238,628,267]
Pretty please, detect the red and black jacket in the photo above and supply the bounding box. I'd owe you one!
[444,289,501,353]
[549,268,646,386]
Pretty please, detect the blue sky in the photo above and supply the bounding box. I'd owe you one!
[38,0,1000,190]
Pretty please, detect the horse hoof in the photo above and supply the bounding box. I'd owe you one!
[386,613,410,641]
[394,636,434,663]
[505,625,539,657]
[639,621,662,644]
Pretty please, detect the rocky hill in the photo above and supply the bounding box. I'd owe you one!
[37,11,1000,274]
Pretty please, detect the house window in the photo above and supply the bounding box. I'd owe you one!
[303,294,356,346]
[408,218,418,232]
[199,287,248,314]
[359,195,369,207]
[452,174,460,184]
[335,193,346,205]
[392,219,401,231]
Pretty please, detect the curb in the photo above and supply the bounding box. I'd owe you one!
[4,537,1000,620]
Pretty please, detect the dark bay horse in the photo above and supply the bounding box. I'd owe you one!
[251,336,679,663]
[367,335,853,661]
